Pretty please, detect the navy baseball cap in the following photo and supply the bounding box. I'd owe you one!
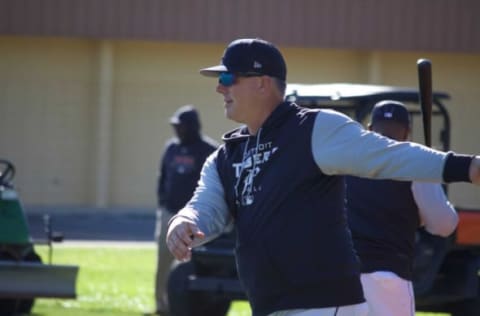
[371,100,410,127]
[200,38,287,81]
[169,105,200,127]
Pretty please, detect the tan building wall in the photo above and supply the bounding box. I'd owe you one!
[1,36,479,210]
[0,37,96,205]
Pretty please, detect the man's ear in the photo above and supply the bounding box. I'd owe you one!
[255,76,270,95]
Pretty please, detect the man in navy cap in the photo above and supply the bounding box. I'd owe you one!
[153,104,217,315]
[166,38,480,316]
[345,100,458,316]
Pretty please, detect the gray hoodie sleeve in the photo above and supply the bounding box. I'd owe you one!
[311,109,447,181]
[171,151,232,245]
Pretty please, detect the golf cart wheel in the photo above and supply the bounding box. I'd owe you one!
[0,159,15,186]
[442,298,480,316]
[167,261,231,316]
[445,292,480,316]
[0,248,42,315]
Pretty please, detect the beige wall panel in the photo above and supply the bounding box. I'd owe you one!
[283,47,368,84]
[432,54,480,209]
[110,41,236,207]
[377,52,480,208]
[0,37,94,205]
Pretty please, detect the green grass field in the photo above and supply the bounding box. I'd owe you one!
[32,243,252,316]
[30,243,447,316]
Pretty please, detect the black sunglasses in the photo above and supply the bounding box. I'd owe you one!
[218,72,264,87]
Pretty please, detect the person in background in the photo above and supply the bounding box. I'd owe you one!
[153,105,217,315]
[345,100,459,316]
[166,38,480,316]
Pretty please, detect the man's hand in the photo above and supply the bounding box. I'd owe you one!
[166,217,205,261]
[470,156,480,185]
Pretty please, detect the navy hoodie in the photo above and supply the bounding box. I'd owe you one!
[215,103,363,315]
[346,177,420,280]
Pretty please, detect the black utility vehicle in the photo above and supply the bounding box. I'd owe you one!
[167,83,480,316]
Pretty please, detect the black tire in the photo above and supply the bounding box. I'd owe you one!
[0,247,42,315]
[167,261,231,316]
[442,298,480,316]
[440,265,480,316]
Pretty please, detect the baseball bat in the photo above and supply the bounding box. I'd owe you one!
[417,58,433,147]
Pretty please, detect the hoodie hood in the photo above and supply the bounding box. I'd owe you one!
[222,125,250,142]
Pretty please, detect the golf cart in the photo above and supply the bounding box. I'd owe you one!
[0,159,79,315]
[167,83,480,316]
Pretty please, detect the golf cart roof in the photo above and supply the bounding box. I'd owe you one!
[285,83,450,103]
[285,83,452,151]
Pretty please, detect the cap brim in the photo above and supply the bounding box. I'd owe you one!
[199,65,228,77]
[169,117,180,125]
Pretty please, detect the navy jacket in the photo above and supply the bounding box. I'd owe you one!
[157,133,217,213]
[346,177,420,280]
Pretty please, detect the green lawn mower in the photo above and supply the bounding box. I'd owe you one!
[0,159,79,315]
